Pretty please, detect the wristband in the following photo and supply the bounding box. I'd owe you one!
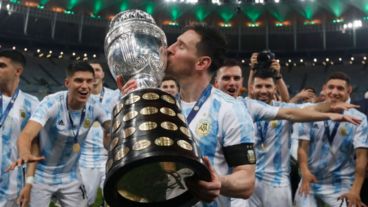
[25,176,34,185]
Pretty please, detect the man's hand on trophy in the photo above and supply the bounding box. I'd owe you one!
[186,157,221,203]
[116,75,138,95]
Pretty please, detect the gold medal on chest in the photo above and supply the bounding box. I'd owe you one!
[83,119,91,128]
[73,143,80,153]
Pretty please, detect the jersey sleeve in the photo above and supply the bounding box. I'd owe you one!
[222,99,255,147]
[95,102,111,124]
[353,112,368,149]
[243,98,279,121]
[298,122,312,141]
[30,95,55,126]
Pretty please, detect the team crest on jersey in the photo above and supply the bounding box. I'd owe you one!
[92,121,100,128]
[84,119,91,128]
[195,119,211,137]
[339,127,347,136]
[270,120,278,128]
[58,119,65,126]
[20,110,26,119]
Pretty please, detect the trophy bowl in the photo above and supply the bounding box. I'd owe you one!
[104,10,210,207]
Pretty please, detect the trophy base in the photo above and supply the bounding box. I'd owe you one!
[104,88,211,207]
[104,152,210,207]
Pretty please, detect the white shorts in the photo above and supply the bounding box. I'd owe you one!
[30,180,87,207]
[80,166,105,205]
[294,182,350,207]
[249,179,292,207]
[0,198,17,207]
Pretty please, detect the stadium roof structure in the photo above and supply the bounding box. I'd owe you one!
[1,0,368,57]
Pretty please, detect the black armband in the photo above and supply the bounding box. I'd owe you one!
[223,143,256,167]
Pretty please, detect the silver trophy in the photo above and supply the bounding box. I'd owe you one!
[104,10,210,207]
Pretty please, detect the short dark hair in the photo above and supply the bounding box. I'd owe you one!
[184,23,227,74]
[66,61,95,77]
[0,49,26,67]
[253,69,276,81]
[219,58,243,76]
[161,76,179,89]
[326,72,351,85]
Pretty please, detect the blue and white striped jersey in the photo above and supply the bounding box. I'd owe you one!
[30,91,110,185]
[79,87,117,168]
[245,99,300,187]
[298,108,368,188]
[181,87,255,207]
[0,90,39,200]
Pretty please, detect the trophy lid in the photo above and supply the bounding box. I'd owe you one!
[109,10,156,32]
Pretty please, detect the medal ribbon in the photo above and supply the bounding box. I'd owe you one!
[324,120,340,144]
[256,121,269,145]
[0,88,20,128]
[66,94,86,145]
[99,87,105,103]
[186,85,212,125]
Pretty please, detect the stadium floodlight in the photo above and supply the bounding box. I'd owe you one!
[255,0,264,4]
[186,0,198,4]
[212,0,221,5]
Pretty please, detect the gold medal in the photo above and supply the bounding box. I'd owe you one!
[83,119,91,128]
[161,121,178,131]
[73,143,80,153]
